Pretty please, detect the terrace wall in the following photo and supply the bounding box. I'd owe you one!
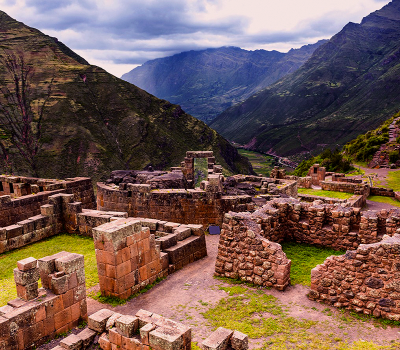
[0,176,95,228]
[97,182,253,228]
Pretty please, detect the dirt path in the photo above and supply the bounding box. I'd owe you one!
[351,164,398,187]
[85,235,400,348]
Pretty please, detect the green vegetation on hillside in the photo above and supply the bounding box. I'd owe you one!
[0,11,253,181]
[386,169,400,192]
[0,234,97,306]
[238,149,277,176]
[368,195,400,208]
[343,113,398,162]
[122,44,324,123]
[293,148,352,177]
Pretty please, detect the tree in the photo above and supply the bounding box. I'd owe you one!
[0,51,53,176]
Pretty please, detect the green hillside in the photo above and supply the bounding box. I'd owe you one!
[0,11,253,180]
[210,0,400,159]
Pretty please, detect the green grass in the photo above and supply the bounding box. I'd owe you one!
[298,188,354,200]
[386,170,400,192]
[368,195,400,208]
[88,276,166,305]
[194,158,208,187]
[238,149,277,177]
[0,234,97,306]
[281,242,345,286]
[202,283,400,349]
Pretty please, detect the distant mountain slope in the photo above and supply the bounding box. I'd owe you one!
[121,43,325,123]
[210,0,400,159]
[0,11,253,180]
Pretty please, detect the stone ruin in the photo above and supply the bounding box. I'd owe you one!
[309,234,400,320]
[0,252,87,349]
[93,218,206,299]
[0,252,248,350]
[3,149,400,348]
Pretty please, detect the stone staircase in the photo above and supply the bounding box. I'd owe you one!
[368,117,400,168]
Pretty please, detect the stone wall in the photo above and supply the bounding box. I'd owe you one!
[298,176,312,189]
[321,181,370,197]
[216,198,400,261]
[308,164,326,185]
[97,182,253,228]
[0,176,95,228]
[0,252,87,349]
[93,217,207,299]
[370,187,396,197]
[215,211,291,291]
[309,234,400,321]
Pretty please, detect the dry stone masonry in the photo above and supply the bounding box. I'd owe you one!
[215,211,291,291]
[0,252,87,349]
[0,176,95,228]
[93,217,207,299]
[309,234,400,320]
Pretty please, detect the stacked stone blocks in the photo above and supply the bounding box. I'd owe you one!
[89,309,191,350]
[93,217,207,299]
[201,327,248,350]
[0,251,87,349]
[93,218,163,299]
[215,211,291,291]
[0,176,95,228]
[97,182,253,228]
[309,234,400,321]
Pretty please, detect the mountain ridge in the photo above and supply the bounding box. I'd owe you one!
[210,0,400,160]
[121,42,326,123]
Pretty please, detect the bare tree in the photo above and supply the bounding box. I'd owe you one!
[0,52,53,176]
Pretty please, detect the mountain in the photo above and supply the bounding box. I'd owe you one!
[0,11,253,180]
[210,0,400,160]
[121,43,326,123]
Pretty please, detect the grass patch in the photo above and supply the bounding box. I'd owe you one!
[238,149,277,177]
[88,277,166,306]
[203,283,400,349]
[281,242,345,286]
[298,188,354,200]
[368,196,400,208]
[202,285,314,338]
[0,234,97,306]
[386,170,400,192]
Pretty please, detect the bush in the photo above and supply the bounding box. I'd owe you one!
[389,150,400,163]
[293,148,353,176]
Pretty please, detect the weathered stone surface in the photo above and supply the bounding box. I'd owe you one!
[231,330,249,350]
[88,309,115,332]
[202,327,233,350]
[77,327,96,348]
[115,315,139,337]
[60,334,83,350]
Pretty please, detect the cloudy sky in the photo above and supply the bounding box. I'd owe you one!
[0,0,391,77]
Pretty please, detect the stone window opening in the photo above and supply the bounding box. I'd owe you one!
[9,182,14,193]
[0,181,3,192]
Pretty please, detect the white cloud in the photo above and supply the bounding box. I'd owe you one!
[0,0,391,76]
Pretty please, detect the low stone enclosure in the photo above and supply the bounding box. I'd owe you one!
[214,196,400,320]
